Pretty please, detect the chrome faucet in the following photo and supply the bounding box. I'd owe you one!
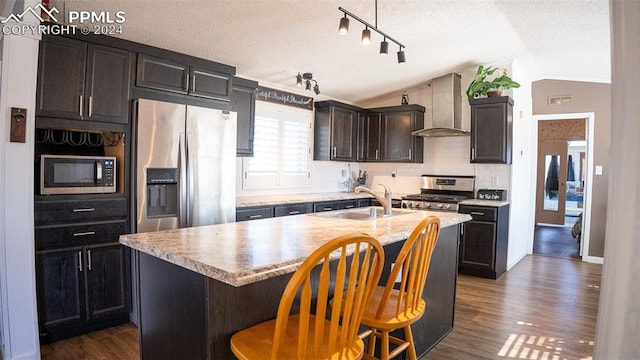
[355,184,393,215]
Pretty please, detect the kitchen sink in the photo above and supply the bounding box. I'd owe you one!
[309,206,414,221]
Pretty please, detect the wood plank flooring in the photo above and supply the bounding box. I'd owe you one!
[533,225,581,260]
[40,255,601,360]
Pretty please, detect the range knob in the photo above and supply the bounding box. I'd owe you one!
[424,202,431,208]
[436,203,444,209]
[444,203,452,210]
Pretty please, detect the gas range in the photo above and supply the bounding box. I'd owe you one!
[401,175,475,212]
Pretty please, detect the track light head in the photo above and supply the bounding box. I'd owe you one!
[380,39,389,56]
[313,83,320,95]
[296,73,303,87]
[305,80,311,91]
[339,15,349,34]
[361,27,371,45]
[397,47,406,63]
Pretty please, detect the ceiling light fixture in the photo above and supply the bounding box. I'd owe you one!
[296,72,320,95]
[338,0,406,63]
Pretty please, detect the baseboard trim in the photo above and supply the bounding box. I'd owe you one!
[507,252,528,271]
[585,256,604,264]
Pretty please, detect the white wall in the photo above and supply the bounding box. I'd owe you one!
[0,30,41,360]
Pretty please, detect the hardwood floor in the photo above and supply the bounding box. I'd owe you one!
[40,323,138,360]
[40,255,601,360]
[533,225,581,260]
[423,255,601,360]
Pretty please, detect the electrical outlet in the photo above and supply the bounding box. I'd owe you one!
[392,170,397,178]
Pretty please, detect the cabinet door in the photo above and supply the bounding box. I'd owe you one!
[330,107,358,161]
[36,36,86,120]
[460,220,497,270]
[35,248,85,329]
[381,111,414,162]
[136,54,188,94]
[233,81,257,156]
[84,244,127,320]
[471,101,511,163]
[361,113,381,161]
[85,44,132,124]
[189,66,232,101]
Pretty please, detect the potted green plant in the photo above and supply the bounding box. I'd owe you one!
[466,65,520,100]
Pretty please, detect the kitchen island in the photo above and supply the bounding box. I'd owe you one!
[120,209,471,359]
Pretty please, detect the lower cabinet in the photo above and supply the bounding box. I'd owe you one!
[35,243,129,342]
[458,204,510,279]
[237,198,369,222]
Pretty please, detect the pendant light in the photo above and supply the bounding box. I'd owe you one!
[337,0,406,63]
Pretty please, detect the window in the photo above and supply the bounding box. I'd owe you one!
[243,101,311,189]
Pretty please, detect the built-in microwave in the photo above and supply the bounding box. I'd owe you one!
[40,154,116,195]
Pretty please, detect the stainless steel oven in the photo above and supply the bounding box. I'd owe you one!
[40,154,116,195]
[401,175,475,212]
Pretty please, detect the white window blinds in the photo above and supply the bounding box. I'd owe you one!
[243,101,311,189]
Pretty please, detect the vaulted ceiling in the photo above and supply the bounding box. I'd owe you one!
[53,0,611,104]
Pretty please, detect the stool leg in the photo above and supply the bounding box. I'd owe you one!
[404,325,417,360]
[381,331,390,360]
[367,329,377,357]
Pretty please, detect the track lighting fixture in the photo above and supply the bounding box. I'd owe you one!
[295,72,320,95]
[338,0,406,63]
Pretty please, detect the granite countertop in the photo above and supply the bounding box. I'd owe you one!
[236,192,406,208]
[460,199,511,207]
[120,210,470,287]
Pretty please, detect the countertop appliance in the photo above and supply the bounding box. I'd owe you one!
[40,154,116,195]
[401,175,475,212]
[135,98,237,233]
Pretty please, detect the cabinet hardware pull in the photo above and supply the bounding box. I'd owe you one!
[191,75,196,92]
[288,211,300,215]
[470,212,485,216]
[323,207,333,211]
[248,214,263,219]
[88,96,93,117]
[345,205,355,209]
[409,148,412,159]
[472,147,475,159]
[185,72,189,91]
[73,208,95,212]
[79,95,84,117]
[332,146,337,158]
[78,251,83,272]
[73,231,96,237]
[87,250,92,271]
[375,149,379,160]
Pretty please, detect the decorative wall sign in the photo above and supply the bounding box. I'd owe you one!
[255,86,314,110]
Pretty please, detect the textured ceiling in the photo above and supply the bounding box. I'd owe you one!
[53,0,610,104]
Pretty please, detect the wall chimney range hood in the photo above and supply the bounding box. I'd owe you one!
[412,73,470,137]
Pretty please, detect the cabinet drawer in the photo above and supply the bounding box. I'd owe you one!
[459,205,497,222]
[236,207,274,222]
[357,198,372,208]
[35,198,127,225]
[340,200,358,209]
[274,204,310,217]
[314,201,340,212]
[36,220,127,250]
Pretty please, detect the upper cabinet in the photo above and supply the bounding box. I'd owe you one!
[366,105,424,163]
[232,77,258,157]
[136,54,232,102]
[36,36,132,124]
[314,101,362,161]
[470,96,513,164]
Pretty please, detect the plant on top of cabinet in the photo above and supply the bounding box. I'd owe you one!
[466,65,520,100]
[36,36,132,125]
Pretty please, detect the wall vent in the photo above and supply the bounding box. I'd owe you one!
[548,96,573,105]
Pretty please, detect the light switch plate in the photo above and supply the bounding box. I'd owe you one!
[595,165,603,175]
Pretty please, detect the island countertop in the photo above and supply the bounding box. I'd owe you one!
[120,210,471,287]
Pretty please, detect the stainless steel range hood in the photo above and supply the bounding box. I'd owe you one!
[412,73,469,137]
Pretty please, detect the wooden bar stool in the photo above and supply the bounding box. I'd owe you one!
[360,216,441,360]
[230,233,385,360]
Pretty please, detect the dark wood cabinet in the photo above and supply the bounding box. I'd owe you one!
[470,96,513,164]
[136,54,232,102]
[35,197,130,343]
[274,203,312,217]
[236,206,274,222]
[232,77,258,157]
[359,105,424,163]
[237,198,369,221]
[458,204,510,279]
[36,36,132,124]
[314,101,363,161]
[358,113,382,161]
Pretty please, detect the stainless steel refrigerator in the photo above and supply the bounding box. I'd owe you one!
[134,98,237,233]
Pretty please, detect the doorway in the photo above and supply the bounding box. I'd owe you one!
[532,117,590,260]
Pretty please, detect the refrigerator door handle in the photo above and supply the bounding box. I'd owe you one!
[187,133,195,227]
[178,133,188,228]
